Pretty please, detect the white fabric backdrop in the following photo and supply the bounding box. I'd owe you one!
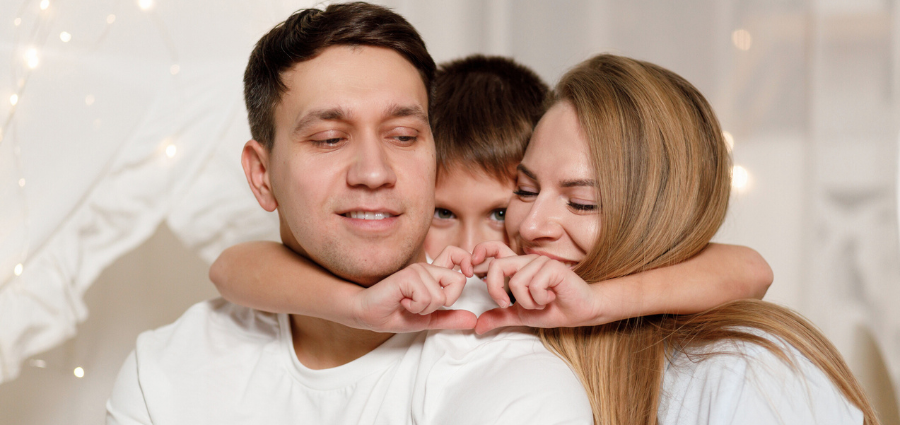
[0,0,897,418]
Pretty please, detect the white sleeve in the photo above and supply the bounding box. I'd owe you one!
[106,350,153,425]
[659,341,863,425]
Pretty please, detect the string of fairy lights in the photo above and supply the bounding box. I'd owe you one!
[3,0,183,381]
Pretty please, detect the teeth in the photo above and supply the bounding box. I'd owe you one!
[347,211,393,220]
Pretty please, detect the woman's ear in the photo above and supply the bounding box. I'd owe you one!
[241,140,278,212]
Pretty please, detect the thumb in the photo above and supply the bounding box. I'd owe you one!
[475,307,524,335]
[426,309,477,330]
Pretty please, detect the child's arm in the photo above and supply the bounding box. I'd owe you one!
[472,242,772,334]
[210,241,476,331]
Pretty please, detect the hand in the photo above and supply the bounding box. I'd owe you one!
[470,241,518,302]
[474,254,598,334]
[349,261,476,333]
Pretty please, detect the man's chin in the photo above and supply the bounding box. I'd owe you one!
[324,252,420,287]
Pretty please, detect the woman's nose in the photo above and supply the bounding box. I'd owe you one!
[517,197,564,243]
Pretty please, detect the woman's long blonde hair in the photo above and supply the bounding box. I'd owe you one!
[539,54,879,425]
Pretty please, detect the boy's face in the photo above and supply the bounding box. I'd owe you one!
[423,166,515,257]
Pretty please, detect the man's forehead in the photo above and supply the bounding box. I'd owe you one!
[275,46,429,130]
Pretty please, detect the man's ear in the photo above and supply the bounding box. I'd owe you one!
[241,140,278,212]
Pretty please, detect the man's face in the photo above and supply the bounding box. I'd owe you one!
[257,46,435,286]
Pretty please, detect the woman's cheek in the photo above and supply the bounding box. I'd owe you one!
[503,200,528,254]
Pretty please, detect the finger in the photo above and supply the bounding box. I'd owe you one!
[472,257,493,277]
[528,261,565,306]
[484,258,523,308]
[398,278,431,315]
[426,309,477,330]
[471,241,515,266]
[423,265,468,306]
[413,266,448,315]
[506,256,549,310]
[474,307,524,335]
[432,246,473,277]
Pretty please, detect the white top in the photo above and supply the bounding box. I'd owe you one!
[658,329,863,425]
[106,296,592,424]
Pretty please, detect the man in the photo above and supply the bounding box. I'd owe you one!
[106,3,591,424]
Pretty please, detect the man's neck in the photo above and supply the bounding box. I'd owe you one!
[290,315,394,370]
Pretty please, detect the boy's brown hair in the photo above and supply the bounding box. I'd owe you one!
[431,55,548,182]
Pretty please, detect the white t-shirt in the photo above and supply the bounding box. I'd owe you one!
[106,294,592,424]
[658,328,863,425]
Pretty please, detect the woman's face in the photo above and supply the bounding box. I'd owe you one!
[506,102,600,266]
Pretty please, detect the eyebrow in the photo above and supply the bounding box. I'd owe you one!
[560,178,597,188]
[517,164,597,187]
[293,107,348,135]
[292,104,429,136]
[386,104,429,123]
[517,164,537,181]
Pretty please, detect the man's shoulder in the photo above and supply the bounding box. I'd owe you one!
[134,298,281,362]
[415,327,592,423]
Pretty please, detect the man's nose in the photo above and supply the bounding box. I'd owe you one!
[347,136,397,189]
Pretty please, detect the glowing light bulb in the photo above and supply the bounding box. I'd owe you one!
[107,14,116,24]
[25,48,39,69]
[732,29,752,51]
[169,64,180,75]
[138,0,153,10]
[40,0,49,10]
[10,94,19,106]
[14,18,21,26]
[732,165,750,190]
[19,178,25,187]
[85,95,95,106]
[73,367,84,378]
[60,31,71,42]
[165,144,177,158]
[14,263,23,276]
[723,131,734,151]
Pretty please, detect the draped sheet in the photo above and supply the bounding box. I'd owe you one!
[0,0,299,384]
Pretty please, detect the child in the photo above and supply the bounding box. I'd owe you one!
[210,55,772,332]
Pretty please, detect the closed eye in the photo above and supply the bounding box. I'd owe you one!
[568,202,598,212]
[513,189,537,198]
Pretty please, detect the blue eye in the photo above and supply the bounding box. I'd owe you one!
[490,208,506,222]
[434,208,456,220]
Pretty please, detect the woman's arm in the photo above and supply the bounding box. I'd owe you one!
[210,241,363,322]
[210,241,476,331]
[594,243,772,320]
[473,242,772,333]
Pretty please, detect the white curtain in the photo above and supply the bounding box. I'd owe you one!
[1,0,897,420]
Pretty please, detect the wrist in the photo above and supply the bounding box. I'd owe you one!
[330,283,369,329]
[586,275,641,326]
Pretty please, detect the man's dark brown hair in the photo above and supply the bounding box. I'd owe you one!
[244,2,436,150]
[431,55,549,182]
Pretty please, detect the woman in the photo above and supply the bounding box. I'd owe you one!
[478,54,877,424]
